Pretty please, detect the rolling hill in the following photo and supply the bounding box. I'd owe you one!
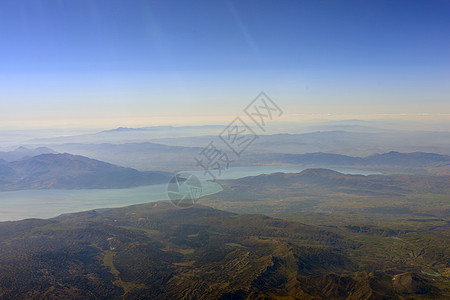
[200,169,450,217]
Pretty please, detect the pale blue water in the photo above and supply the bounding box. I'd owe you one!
[0,182,223,221]
[0,166,379,221]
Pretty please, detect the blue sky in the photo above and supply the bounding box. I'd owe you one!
[0,0,449,128]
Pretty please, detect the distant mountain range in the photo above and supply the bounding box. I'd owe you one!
[154,130,450,156]
[0,146,57,162]
[102,125,225,133]
[26,125,227,144]
[246,151,450,168]
[9,141,449,175]
[0,153,172,191]
[46,142,202,171]
[1,144,448,175]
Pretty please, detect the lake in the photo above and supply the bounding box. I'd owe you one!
[0,166,380,221]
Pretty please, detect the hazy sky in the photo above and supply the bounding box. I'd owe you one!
[1,0,449,128]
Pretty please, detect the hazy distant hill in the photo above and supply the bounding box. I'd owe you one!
[46,142,202,171]
[155,130,450,156]
[17,126,450,172]
[247,151,450,168]
[0,201,447,299]
[366,151,450,166]
[26,125,226,144]
[16,127,450,172]
[251,131,450,156]
[26,138,450,174]
[0,146,57,162]
[0,153,171,191]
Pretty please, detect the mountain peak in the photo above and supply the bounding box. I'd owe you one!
[298,168,343,177]
[0,147,58,162]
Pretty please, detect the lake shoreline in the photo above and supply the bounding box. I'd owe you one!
[0,166,379,222]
